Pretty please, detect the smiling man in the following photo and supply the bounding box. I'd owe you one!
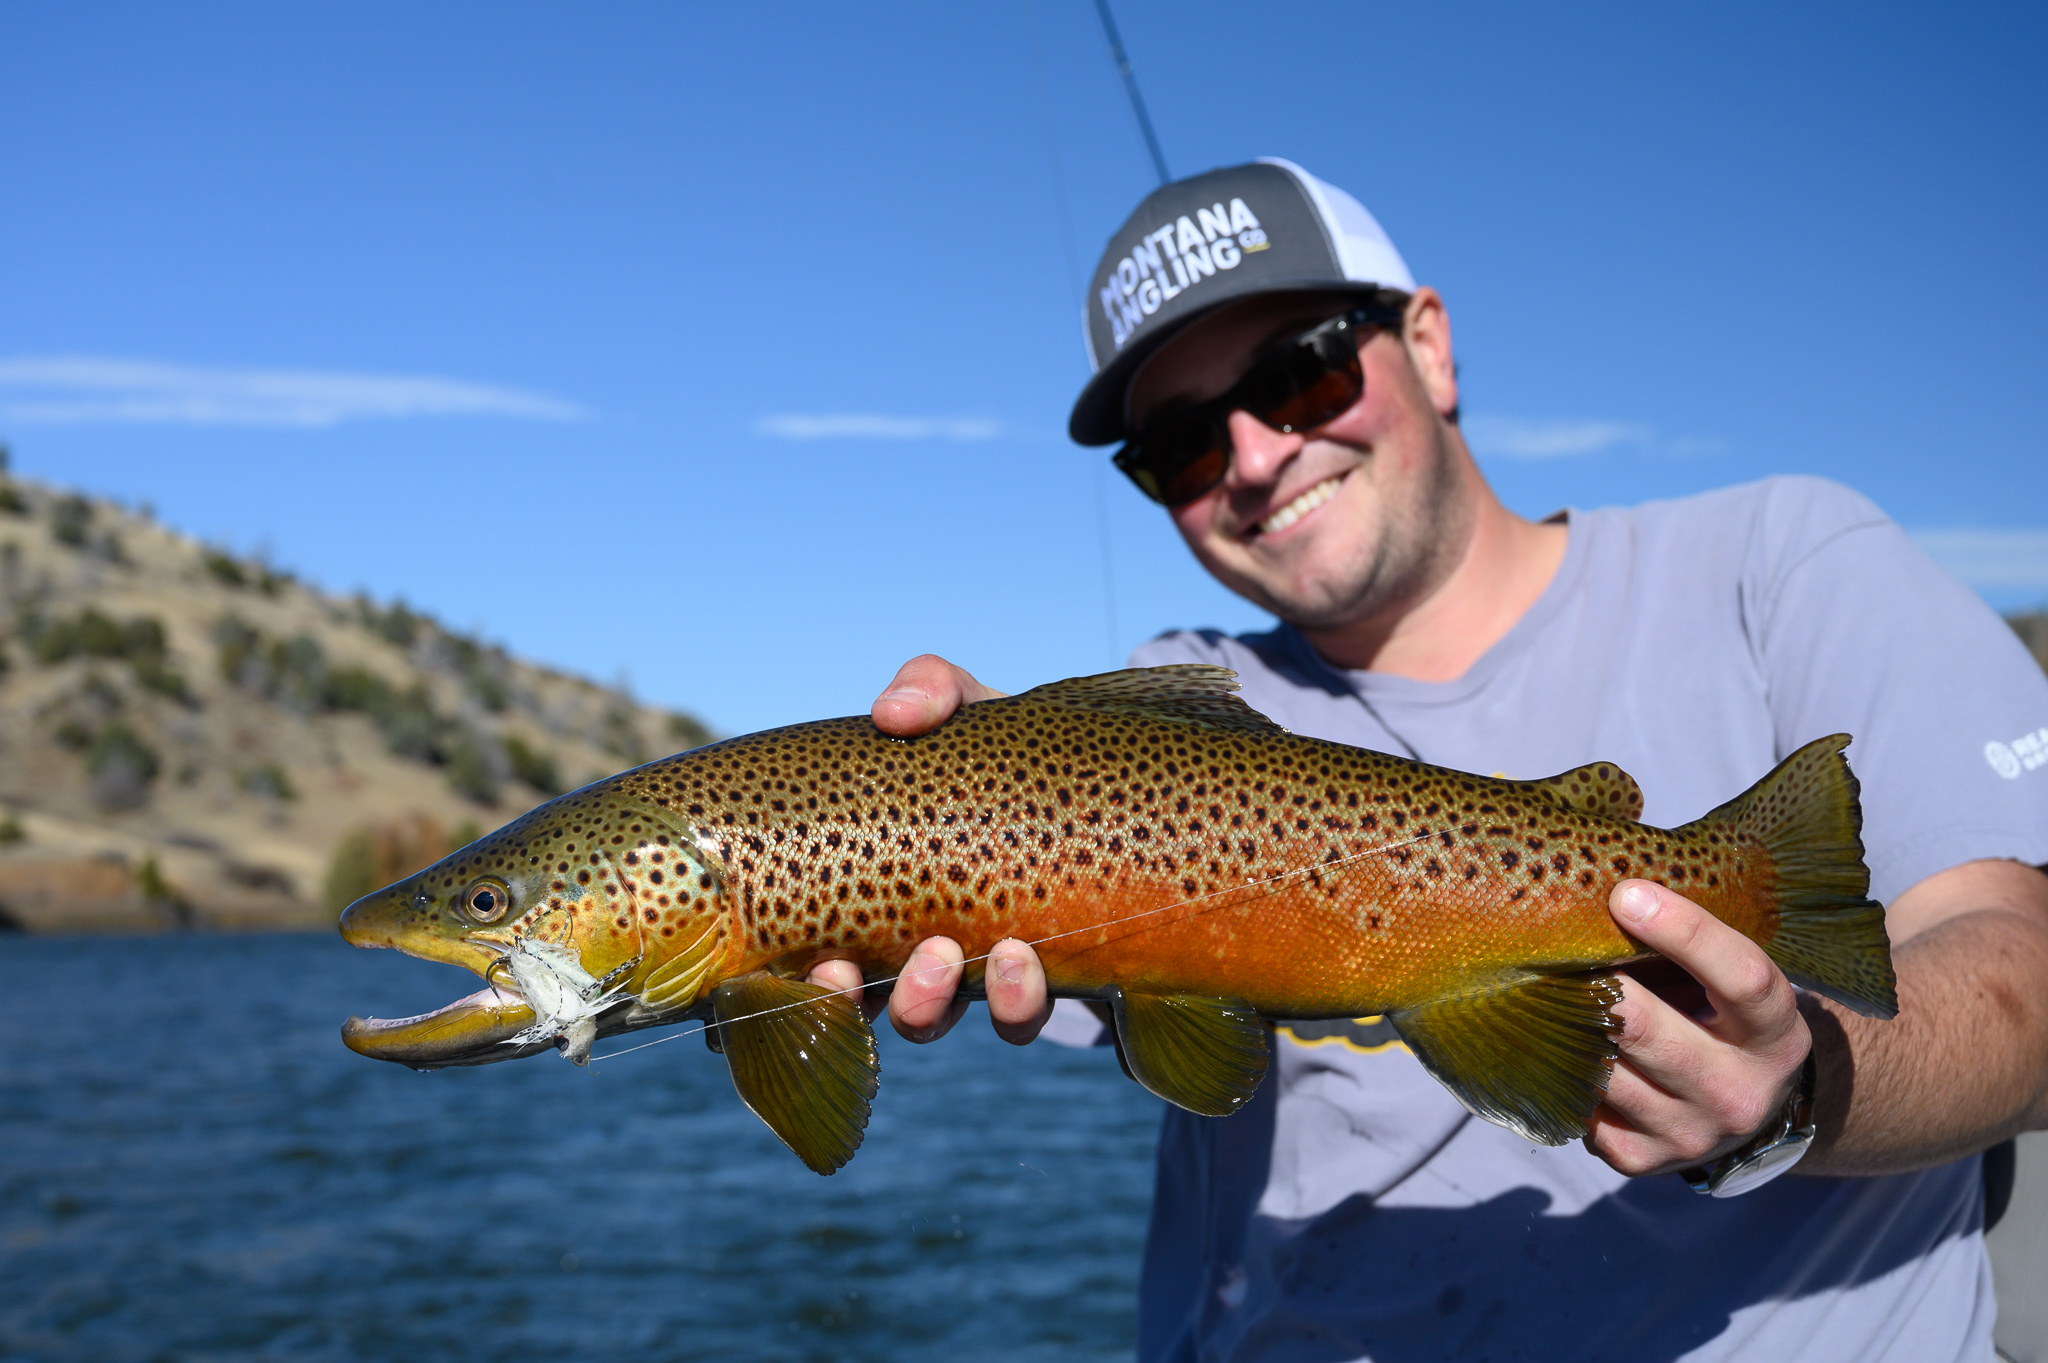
[813,160,2048,1361]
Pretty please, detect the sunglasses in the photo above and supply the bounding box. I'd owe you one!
[1112,304,1403,507]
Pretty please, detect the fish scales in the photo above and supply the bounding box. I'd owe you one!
[338,665,1895,1174]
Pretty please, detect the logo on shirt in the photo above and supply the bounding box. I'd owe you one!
[1277,1014,1408,1056]
[1984,726,2048,779]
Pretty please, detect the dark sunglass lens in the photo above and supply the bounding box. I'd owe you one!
[1265,358,1363,433]
[1153,445,1226,506]
[1115,409,1229,506]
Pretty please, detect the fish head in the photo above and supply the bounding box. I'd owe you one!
[339,781,734,1069]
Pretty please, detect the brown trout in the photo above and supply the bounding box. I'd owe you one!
[339,666,1896,1173]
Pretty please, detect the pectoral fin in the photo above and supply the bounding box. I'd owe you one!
[711,972,880,1175]
[1388,972,1624,1145]
[1106,986,1270,1116]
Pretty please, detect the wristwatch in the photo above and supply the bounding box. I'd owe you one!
[1680,1048,1818,1198]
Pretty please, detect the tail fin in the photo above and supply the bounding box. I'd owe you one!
[1684,735,1898,1019]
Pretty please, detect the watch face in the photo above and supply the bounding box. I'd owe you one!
[1709,1137,1811,1199]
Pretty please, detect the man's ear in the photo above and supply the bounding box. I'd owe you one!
[1402,287,1458,419]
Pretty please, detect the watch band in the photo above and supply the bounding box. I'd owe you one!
[1680,1048,1818,1198]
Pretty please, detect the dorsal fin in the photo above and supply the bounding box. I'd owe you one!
[1017,665,1286,734]
[1527,761,1644,821]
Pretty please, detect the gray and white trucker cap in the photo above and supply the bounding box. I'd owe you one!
[1070,158,1414,447]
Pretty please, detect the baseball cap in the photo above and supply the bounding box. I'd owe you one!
[1069,158,1414,447]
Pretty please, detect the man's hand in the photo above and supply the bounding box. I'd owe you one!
[1594,859,2048,1179]
[805,655,1053,1045]
[1585,879,1812,1177]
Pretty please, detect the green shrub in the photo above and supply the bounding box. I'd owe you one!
[50,496,91,547]
[2009,612,2048,675]
[204,551,247,588]
[469,672,510,712]
[131,654,192,704]
[379,686,449,763]
[33,608,123,662]
[323,664,394,713]
[356,597,423,648]
[445,732,500,805]
[503,734,562,795]
[136,856,195,927]
[321,813,462,915]
[666,711,712,750]
[88,724,159,782]
[212,615,262,682]
[239,763,296,802]
[322,827,378,914]
[87,723,159,809]
[0,810,25,843]
[602,703,647,765]
[0,484,25,517]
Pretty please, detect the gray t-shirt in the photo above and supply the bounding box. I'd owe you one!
[1091,476,2048,1363]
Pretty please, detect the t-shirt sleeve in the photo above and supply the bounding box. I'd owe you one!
[1744,477,2048,904]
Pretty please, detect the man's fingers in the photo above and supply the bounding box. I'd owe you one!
[805,958,884,1022]
[985,938,1052,1046]
[871,654,1006,738]
[1582,884,1815,1177]
[889,936,970,1042]
[1589,977,1777,1175]
[1609,880,1796,1044]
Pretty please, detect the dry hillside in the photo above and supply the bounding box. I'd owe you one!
[0,460,710,932]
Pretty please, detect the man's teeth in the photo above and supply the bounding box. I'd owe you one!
[1258,477,1341,535]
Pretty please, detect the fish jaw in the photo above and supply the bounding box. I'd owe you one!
[337,881,539,1068]
[341,985,553,1069]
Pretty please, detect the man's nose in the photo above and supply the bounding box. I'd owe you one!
[1223,409,1303,488]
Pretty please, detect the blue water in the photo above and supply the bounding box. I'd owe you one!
[0,933,1163,1362]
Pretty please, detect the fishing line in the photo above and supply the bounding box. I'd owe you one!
[587,823,1444,1063]
[1022,0,1121,671]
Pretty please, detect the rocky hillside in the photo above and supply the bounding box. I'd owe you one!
[0,460,710,932]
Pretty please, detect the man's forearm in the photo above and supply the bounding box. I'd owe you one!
[1801,902,2048,1177]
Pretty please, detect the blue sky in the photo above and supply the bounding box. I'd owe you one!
[2,2,2043,737]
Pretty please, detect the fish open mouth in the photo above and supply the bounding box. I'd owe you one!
[338,889,561,1069]
[340,978,559,1069]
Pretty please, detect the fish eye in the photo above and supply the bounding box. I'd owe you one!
[461,878,512,923]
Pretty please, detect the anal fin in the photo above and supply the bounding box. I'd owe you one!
[1387,972,1624,1145]
[712,972,880,1175]
[1106,986,1270,1116]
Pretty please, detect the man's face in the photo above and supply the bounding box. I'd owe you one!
[1125,288,1471,634]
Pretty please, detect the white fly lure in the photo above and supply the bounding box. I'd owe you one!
[499,935,641,1066]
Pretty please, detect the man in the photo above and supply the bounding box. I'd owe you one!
[810,160,2048,1360]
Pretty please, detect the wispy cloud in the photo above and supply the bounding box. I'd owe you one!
[0,355,585,428]
[1463,415,1655,460]
[755,413,1002,441]
[1910,529,2048,592]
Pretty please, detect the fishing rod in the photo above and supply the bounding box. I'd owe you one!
[1091,0,1171,186]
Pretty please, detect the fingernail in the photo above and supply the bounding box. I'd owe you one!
[1614,882,1657,925]
[907,947,941,978]
[995,953,1025,985]
[880,686,924,704]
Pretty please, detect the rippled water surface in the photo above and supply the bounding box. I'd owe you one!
[0,933,1162,1362]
